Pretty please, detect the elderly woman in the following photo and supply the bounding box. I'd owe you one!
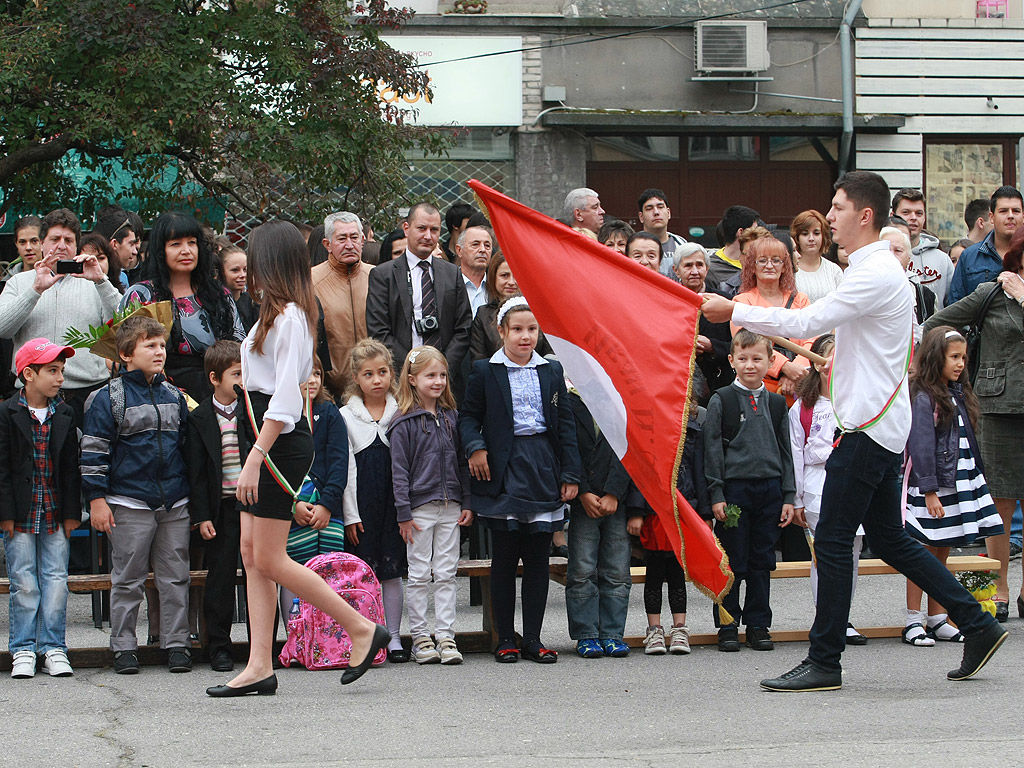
[729,230,813,398]
[673,243,733,399]
[923,224,1024,623]
[791,209,843,303]
[598,219,634,255]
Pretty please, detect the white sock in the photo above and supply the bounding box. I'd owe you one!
[382,578,404,651]
[904,609,934,645]
[927,613,961,640]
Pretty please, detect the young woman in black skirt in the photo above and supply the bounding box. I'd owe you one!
[206,221,387,697]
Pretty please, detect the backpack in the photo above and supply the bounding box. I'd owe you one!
[278,552,388,670]
[716,384,787,452]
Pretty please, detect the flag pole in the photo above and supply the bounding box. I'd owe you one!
[768,335,829,367]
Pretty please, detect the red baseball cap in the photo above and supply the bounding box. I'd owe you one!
[15,337,76,376]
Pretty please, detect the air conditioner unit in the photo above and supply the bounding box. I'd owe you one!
[695,20,770,74]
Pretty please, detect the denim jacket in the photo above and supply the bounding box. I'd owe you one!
[906,385,981,492]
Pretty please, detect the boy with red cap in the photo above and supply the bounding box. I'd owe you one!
[0,338,81,678]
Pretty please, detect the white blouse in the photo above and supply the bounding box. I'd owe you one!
[242,303,313,432]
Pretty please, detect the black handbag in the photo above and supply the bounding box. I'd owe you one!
[965,282,1003,384]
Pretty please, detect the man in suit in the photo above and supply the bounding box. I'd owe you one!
[366,203,473,374]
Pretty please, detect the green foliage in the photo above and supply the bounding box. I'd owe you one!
[956,569,999,593]
[63,300,144,349]
[722,503,742,529]
[0,0,452,222]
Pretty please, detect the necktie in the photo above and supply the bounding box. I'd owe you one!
[418,260,441,348]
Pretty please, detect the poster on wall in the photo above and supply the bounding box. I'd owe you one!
[380,36,523,127]
[926,144,1004,247]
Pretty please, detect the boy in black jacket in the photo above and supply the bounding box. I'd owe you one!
[186,340,247,672]
[0,338,81,678]
[564,386,633,659]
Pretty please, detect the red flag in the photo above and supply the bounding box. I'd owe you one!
[469,180,733,605]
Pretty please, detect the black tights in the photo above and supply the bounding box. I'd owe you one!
[490,529,553,645]
[643,549,688,616]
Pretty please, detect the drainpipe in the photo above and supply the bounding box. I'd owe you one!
[839,0,863,176]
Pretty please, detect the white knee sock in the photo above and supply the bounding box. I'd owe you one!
[382,578,404,650]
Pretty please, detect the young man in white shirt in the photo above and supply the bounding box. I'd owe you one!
[703,171,1007,692]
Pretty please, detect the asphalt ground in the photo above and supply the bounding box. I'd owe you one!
[2,550,1022,767]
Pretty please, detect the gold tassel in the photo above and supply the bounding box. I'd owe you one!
[717,604,734,625]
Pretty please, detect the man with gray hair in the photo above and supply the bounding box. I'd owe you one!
[312,211,374,396]
[563,188,605,239]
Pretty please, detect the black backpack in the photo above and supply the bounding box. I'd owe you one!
[715,384,787,454]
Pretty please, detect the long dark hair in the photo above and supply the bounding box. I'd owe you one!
[143,212,236,343]
[80,232,125,294]
[247,221,319,355]
[910,326,980,431]
[377,228,406,262]
[796,333,835,409]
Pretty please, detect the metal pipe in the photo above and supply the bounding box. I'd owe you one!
[839,0,863,176]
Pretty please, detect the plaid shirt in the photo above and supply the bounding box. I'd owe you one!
[16,392,60,535]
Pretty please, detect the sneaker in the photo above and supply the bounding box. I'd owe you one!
[760,661,842,692]
[668,624,691,655]
[167,646,192,673]
[576,638,605,658]
[643,626,667,655]
[599,638,630,657]
[411,636,441,665]
[948,621,1009,681]
[746,627,774,651]
[718,626,740,653]
[437,638,463,665]
[113,651,140,675]
[10,650,36,679]
[42,649,74,677]
[1010,540,1022,561]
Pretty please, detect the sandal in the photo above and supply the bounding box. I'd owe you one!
[522,641,558,664]
[926,617,964,643]
[901,622,935,647]
[494,641,520,664]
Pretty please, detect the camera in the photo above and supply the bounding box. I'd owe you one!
[415,315,439,334]
[56,260,84,274]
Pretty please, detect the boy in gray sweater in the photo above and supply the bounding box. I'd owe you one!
[704,330,797,653]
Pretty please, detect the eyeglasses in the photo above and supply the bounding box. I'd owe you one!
[754,258,785,267]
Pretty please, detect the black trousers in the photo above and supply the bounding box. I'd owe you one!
[203,497,245,655]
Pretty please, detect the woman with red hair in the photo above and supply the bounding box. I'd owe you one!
[791,210,843,303]
[730,230,815,400]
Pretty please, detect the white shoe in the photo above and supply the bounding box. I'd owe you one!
[412,636,441,664]
[43,648,74,677]
[11,650,37,679]
[668,624,691,655]
[437,638,463,665]
[643,626,667,655]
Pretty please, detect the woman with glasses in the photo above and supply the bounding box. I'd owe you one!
[730,228,815,402]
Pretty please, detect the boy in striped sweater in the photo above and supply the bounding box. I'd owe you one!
[186,340,247,672]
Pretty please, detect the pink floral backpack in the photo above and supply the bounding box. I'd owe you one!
[278,552,388,670]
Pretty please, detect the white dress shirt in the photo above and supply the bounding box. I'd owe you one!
[462,272,488,318]
[242,303,313,432]
[405,250,433,348]
[732,239,914,453]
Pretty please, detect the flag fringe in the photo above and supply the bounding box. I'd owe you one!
[670,315,735,608]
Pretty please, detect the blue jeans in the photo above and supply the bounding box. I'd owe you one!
[565,507,631,640]
[809,432,995,672]
[1011,502,1022,548]
[3,529,71,654]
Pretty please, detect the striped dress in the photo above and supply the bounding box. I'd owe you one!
[905,391,1003,547]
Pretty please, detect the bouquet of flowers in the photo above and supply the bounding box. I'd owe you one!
[956,569,999,617]
[63,300,173,361]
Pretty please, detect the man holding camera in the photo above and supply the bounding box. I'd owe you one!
[366,202,473,374]
[0,208,120,425]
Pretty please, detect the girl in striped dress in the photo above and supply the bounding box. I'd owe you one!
[903,327,1004,645]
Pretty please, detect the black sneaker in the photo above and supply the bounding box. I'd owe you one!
[167,647,193,673]
[209,650,234,672]
[746,627,774,651]
[947,621,1008,681]
[761,661,842,692]
[113,651,140,675]
[718,626,740,652]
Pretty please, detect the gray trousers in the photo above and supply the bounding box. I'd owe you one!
[108,503,191,651]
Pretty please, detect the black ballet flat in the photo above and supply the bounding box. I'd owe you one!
[206,674,278,697]
[1017,595,1024,619]
[341,624,390,686]
[994,600,1009,623]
